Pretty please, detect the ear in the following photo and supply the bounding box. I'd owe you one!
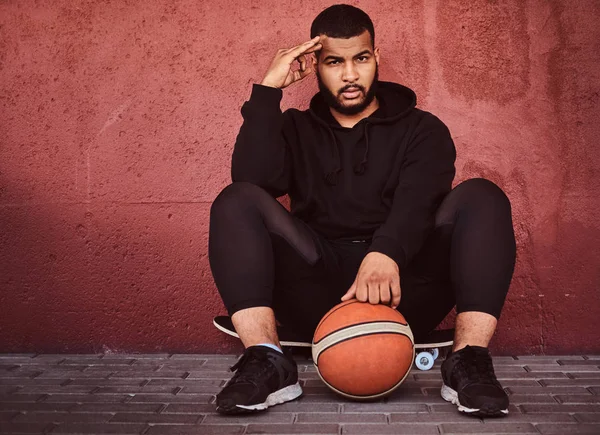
[374,47,380,66]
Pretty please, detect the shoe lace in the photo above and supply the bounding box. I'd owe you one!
[228,348,274,384]
[455,346,499,386]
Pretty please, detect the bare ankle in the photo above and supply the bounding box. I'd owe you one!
[231,306,281,349]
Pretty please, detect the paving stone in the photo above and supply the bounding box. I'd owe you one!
[482,413,575,423]
[569,373,600,379]
[503,394,558,404]
[204,411,292,424]
[525,364,599,372]
[35,371,114,379]
[0,393,45,402]
[147,425,244,434]
[0,370,42,379]
[110,371,187,379]
[296,412,385,423]
[506,386,590,395]
[94,385,178,394]
[146,378,223,386]
[71,403,162,413]
[0,379,66,386]
[414,372,568,381]
[68,379,145,386]
[51,422,147,433]
[342,403,428,412]
[520,404,600,413]
[0,386,18,394]
[540,379,600,386]
[44,393,128,403]
[558,360,600,366]
[441,422,537,433]
[574,413,600,423]
[12,412,113,423]
[170,354,237,360]
[342,424,439,434]
[257,402,340,413]
[177,385,222,394]
[0,411,18,421]
[127,394,213,403]
[84,366,156,372]
[17,385,96,394]
[162,404,217,413]
[515,356,581,361]
[0,403,76,412]
[109,412,201,423]
[558,365,600,372]
[555,395,600,404]
[0,422,54,433]
[245,423,339,434]
[535,423,600,434]
[389,412,474,423]
[430,404,521,413]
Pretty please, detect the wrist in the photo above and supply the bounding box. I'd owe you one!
[259,80,280,89]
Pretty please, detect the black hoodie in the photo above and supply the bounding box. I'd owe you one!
[231,81,456,271]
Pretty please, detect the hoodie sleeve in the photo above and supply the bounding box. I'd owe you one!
[231,84,291,197]
[367,114,456,270]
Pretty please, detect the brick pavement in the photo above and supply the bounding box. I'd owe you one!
[0,352,599,434]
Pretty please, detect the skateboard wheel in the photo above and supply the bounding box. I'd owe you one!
[430,348,439,360]
[415,351,434,371]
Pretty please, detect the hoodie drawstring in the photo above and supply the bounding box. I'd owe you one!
[324,123,371,185]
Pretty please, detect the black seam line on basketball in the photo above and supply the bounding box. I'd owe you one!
[315,331,414,366]
[315,300,360,330]
[313,320,410,345]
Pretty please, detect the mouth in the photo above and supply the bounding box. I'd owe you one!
[341,87,362,99]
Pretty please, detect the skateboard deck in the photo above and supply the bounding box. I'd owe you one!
[213,315,454,370]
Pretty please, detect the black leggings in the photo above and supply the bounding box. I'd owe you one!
[208,178,516,341]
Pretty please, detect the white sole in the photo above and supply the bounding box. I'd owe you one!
[235,382,303,410]
[441,384,508,416]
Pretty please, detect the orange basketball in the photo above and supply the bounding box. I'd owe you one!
[311,300,414,400]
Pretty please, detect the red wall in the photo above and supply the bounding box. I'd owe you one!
[0,1,598,355]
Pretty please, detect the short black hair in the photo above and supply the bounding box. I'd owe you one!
[310,4,375,47]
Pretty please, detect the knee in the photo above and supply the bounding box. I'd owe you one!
[210,182,266,217]
[455,178,512,213]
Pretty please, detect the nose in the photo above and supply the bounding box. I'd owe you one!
[341,62,359,83]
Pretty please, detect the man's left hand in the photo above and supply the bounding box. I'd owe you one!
[341,252,401,309]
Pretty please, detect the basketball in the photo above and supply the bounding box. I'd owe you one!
[311,300,415,400]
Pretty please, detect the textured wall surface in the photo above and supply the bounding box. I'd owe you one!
[0,0,598,354]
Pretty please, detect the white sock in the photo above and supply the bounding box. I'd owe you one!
[257,343,283,354]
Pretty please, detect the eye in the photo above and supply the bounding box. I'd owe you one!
[357,56,368,62]
[328,60,340,65]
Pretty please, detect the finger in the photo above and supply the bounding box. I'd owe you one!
[356,279,368,302]
[380,282,391,306]
[341,281,357,301]
[291,67,312,84]
[368,281,380,305]
[391,275,401,309]
[297,55,306,72]
[301,43,322,55]
[285,39,322,59]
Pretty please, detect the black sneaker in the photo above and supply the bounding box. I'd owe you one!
[215,345,302,414]
[441,345,509,417]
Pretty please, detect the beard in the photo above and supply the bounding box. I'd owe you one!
[316,65,379,115]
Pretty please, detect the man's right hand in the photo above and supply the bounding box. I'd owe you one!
[260,36,322,89]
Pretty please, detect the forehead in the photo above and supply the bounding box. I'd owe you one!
[318,30,373,57]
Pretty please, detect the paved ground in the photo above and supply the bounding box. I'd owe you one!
[1,352,599,434]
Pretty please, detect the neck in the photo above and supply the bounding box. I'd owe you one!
[330,97,380,128]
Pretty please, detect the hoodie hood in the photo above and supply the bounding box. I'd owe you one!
[308,81,417,185]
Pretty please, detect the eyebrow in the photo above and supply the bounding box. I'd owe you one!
[322,49,372,62]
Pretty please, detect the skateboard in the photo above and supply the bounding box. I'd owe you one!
[213,315,454,371]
